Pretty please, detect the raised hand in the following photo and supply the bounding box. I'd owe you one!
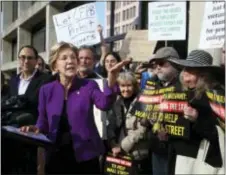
[109,58,132,74]
[97,25,103,34]
[107,58,132,88]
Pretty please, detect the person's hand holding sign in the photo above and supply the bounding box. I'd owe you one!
[184,106,198,122]
[20,125,40,134]
[97,24,103,34]
[112,146,121,157]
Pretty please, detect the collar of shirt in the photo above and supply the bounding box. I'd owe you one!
[19,69,37,81]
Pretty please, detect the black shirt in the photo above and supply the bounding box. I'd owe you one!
[56,100,72,146]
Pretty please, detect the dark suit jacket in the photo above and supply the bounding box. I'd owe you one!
[8,70,50,121]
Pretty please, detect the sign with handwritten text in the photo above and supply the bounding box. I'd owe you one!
[199,1,225,49]
[53,3,100,47]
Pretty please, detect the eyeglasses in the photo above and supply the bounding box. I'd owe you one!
[155,60,166,67]
[19,55,35,60]
[150,63,157,69]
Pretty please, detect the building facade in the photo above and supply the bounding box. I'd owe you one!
[0,1,224,75]
[105,1,141,51]
[0,1,94,75]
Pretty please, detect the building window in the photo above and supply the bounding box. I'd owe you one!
[106,29,109,37]
[107,15,110,25]
[122,25,125,33]
[12,1,18,22]
[129,8,133,19]
[115,1,121,9]
[31,21,46,53]
[123,10,126,21]
[132,6,136,17]
[12,39,17,61]
[115,13,120,24]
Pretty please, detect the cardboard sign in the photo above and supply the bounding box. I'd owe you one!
[206,89,225,130]
[148,2,186,41]
[104,154,136,175]
[199,1,225,49]
[130,86,190,139]
[53,3,100,47]
[119,30,157,62]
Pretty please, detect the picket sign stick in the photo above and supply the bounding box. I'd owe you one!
[165,40,168,47]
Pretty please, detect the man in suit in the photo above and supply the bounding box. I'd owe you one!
[2,45,50,174]
[9,46,50,121]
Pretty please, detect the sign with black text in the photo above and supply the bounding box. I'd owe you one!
[199,1,225,49]
[53,3,100,47]
[148,2,186,41]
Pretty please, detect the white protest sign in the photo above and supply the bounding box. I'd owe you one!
[148,2,186,41]
[53,3,100,47]
[93,79,108,140]
[199,1,225,49]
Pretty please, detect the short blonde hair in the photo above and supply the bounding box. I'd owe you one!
[117,71,140,94]
[49,42,78,71]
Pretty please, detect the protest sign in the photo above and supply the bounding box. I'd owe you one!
[199,1,225,49]
[93,79,108,140]
[53,3,100,47]
[104,154,135,175]
[130,86,190,139]
[148,2,186,41]
[206,89,225,130]
[119,30,157,62]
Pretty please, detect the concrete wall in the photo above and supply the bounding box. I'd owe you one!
[1,1,62,72]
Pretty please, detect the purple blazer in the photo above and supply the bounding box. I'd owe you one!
[36,77,115,162]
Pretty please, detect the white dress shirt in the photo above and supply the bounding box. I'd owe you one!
[18,69,37,95]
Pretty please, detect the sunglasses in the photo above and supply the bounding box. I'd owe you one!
[155,60,167,67]
[149,63,157,69]
[19,55,35,60]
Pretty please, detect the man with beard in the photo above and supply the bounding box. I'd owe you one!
[77,45,102,79]
[146,47,181,175]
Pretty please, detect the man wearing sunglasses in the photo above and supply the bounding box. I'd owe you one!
[146,47,181,175]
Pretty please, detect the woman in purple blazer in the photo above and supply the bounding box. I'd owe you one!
[20,42,131,174]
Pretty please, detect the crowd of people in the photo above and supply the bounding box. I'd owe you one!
[1,25,225,175]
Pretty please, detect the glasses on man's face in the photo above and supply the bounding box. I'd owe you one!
[155,60,166,67]
[19,55,35,60]
[150,63,157,69]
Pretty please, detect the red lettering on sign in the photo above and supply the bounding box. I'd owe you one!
[159,101,188,113]
[209,102,225,121]
[106,157,132,167]
[138,95,163,104]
